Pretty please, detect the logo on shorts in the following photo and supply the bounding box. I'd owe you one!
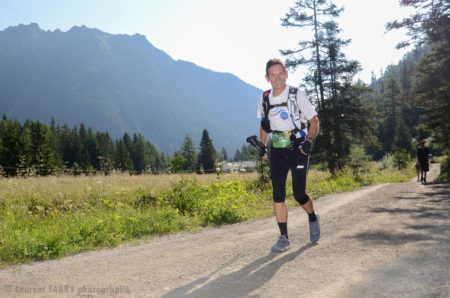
[296,165,304,169]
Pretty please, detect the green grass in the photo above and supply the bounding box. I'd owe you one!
[0,163,415,267]
[1,206,192,262]
[434,155,449,181]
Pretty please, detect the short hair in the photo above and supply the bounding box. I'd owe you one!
[265,58,286,75]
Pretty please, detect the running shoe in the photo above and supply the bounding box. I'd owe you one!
[271,234,290,252]
[309,215,321,243]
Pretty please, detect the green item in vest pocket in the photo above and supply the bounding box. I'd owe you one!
[272,132,291,148]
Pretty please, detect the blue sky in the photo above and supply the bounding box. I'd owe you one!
[1,0,413,90]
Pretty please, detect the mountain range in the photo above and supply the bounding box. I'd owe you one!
[0,23,262,154]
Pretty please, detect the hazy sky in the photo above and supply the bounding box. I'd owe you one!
[1,0,413,90]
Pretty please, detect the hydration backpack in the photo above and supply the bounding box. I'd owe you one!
[261,86,306,135]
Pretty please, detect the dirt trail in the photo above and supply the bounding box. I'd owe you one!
[0,164,448,298]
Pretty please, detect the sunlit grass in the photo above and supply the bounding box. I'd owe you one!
[0,172,257,203]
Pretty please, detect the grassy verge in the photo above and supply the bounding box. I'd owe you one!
[0,163,415,267]
[434,155,449,181]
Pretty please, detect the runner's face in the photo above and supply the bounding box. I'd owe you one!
[266,64,287,90]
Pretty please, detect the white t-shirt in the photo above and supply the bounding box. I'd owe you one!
[257,85,317,132]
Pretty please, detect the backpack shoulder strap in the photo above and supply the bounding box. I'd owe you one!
[262,90,271,118]
[287,86,306,131]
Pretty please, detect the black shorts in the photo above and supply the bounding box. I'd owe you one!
[419,160,429,172]
[270,146,309,203]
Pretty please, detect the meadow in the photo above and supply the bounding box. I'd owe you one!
[0,161,415,267]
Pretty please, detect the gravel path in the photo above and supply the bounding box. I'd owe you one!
[1,164,448,298]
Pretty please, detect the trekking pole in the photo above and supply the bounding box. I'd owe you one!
[246,135,268,185]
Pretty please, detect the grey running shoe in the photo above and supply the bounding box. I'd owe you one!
[271,235,290,252]
[309,216,320,243]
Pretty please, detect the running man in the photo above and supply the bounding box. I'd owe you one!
[257,58,320,252]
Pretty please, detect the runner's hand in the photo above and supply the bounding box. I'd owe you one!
[299,140,312,155]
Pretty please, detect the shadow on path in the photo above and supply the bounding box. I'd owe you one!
[163,243,315,298]
[339,181,450,298]
[347,182,450,246]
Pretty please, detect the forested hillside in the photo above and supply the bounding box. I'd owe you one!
[366,48,427,159]
[280,0,449,178]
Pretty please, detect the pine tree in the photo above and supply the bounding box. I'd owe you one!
[218,147,228,162]
[415,43,450,149]
[281,1,377,173]
[78,123,90,171]
[233,149,241,162]
[239,144,253,161]
[281,1,343,174]
[84,127,100,172]
[386,0,450,48]
[49,117,62,168]
[96,131,114,174]
[147,142,164,173]
[153,152,166,174]
[169,152,187,173]
[0,116,25,176]
[280,0,343,109]
[197,129,216,173]
[180,134,197,172]
[380,73,401,153]
[25,120,58,175]
[57,125,82,172]
[115,139,133,172]
[131,133,150,174]
[331,82,378,168]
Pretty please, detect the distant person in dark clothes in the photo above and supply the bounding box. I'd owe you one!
[417,140,429,183]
